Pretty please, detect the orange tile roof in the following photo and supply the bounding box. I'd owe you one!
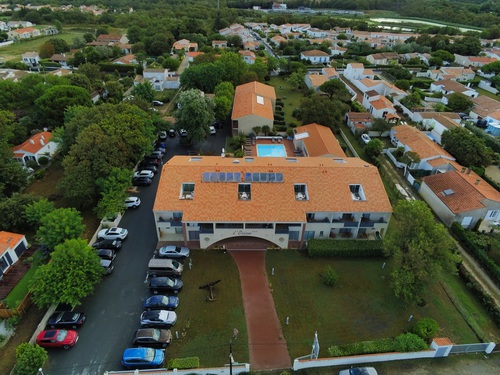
[427,157,455,167]
[348,63,364,69]
[295,123,346,158]
[369,98,392,111]
[307,74,328,87]
[359,78,381,87]
[323,68,338,77]
[346,112,374,122]
[392,125,454,160]
[422,169,500,213]
[232,81,276,121]
[11,132,52,154]
[0,231,25,257]
[420,113,461,129]
[153,156,392,222]
[301,49,329,57]
[13,27,35,33]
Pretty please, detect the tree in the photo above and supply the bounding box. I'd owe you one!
[431,49,455,63]
[162,57,180,71]
[132,81,155,103]
[286,71,305,90]
[104,81,124,104]
[371,118,393,136]
[319,79,351,101]
[213,95,232,123]
[215,52,247,87]
[35,85,92,128]
[395,79,410,91]
[36,208,85,250]
[24,198,55,227]
[441,126,493,167]
[383,200,459,305]
[412,318,439,342]
[394,333,428,352]
[180,63,225,92]
[364,138,383,161]
[446,93,474,113]
[0,193,36,231]
[174,89,214,143]
[15,343,48,375]
[481,61,500,75]
[296,95,347,132]
[47,38,70,54]
[30,238,103,308]
[39,42,55,59]
[94,168,133,219]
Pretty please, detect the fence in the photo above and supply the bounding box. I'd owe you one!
[478,80,499,95]
[104,363,251,375]
[449,343,494,354]
[0,292,32,319]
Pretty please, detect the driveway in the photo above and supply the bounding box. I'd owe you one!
[42,129,229,375]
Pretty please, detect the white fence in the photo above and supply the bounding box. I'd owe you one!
[104,364,251,375]
[0,40,13,49]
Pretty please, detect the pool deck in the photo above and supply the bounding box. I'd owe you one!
[245,138,297,157]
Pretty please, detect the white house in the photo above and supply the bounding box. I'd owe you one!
[343,63,375,81]
[21,51,40,67]
[239,50,256,64]
[0,231,29,277]
[139,68,179,91]
[418,112,462,145]
[430,80,478,99]
[300,50,330,64]
[11,131,58,166]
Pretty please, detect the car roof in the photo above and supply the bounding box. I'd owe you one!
[41,330,59,338]
[100,259,112,266]
[123,347,151,357]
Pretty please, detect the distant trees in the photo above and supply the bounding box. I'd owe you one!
[213,81,234,121]
[132,81,155,103]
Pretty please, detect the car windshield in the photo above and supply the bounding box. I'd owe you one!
[172,260,180,268]
[56,330,68,341]
[144,348,155,361]
[120,229,126,234]
[152,329,160,340]
[165,278,174,286]
[160,296,169,305]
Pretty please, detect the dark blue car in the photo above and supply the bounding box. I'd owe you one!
[121,347,164,369]
[143,295,179,311]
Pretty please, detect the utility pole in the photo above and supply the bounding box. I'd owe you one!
[229,341,233,375]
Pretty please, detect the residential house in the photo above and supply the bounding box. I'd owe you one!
[293,123,346,158]
[0,231,29,277]
[239,50,256,64]
[484,116,500,136]
[172,39,198,52]
[454,54,497,68]
[11,27,40,39]
[420,169,500,228]
[187,51,204,62]
[417,112,462,145]
[243,41,260,51]
[438,67,475,82]
[330,45,347,56]
[322,67,339,80]
[300,50,330,64]
[11,131,58,166]
[304,73,328,91]
[113,54,137,65]
[305,28,329,38]
[96,34,128,44]
[356,78,406,98]
[42,26,58,36]
[49,53,71,68]
[469,95,500,121]
[345,112,375,134]
[272,3,287,10]
[343,63,375,81]
[270,35,287,47]
[430,79,478,99]
[390,124,456,172]
[49,68,72,77]
[231,81,276,136]
[152,155,391,249]
[138,68,179,91]
[366,52,399,65]
[212,40,228,49]
[362,90,399,121]
[8,21,33,28]
[21,51,40,67]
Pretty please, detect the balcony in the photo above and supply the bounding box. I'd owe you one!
[158,217,183,227]
[306,217,330,223]
[200,227,214,234]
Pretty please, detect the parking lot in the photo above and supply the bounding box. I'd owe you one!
[43,128,228,375]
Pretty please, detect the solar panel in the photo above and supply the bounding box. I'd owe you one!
[219,173,226,182]
[276,173,284,182]
[260,173,267,182]
[202,172,242,182]
[202,172,210,182]
[269,173,276,182]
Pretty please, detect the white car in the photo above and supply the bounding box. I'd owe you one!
[98,227,128,240]
[339,367,377,375]
[179,129,188,137]
[133,170,154,179]
[361,134,372,144]
[209,126,216,135]
[124,197,141,208]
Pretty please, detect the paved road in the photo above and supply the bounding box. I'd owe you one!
[43,129,229,375]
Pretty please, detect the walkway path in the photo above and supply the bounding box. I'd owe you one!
[230,250,291,371]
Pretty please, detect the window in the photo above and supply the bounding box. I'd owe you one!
[349,184,366,201]
[238,184,251,200]
[188,231,200,240]
[289,231,300,241]
[294,184,308,200]
[181,183,195,199]
[304,231,315,240]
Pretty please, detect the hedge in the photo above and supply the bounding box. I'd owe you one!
[167,357,200,370]
[307,238,385,257]
[451,222,500,287]
[98,62,137,74]
[464,123,500,154]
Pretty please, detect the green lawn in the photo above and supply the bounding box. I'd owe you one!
[268,76,304,126]
[3,253,42,308]
[265,250,499,360]
[165,250,249,367]
[476,87,500,102]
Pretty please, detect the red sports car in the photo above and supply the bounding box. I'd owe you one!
[36,329,79,349]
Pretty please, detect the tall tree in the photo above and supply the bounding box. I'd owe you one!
[131,81,155,103]
[383,200,459,304]
[441,126,493,167]
[446,93,474,113]
[174,89,214,143]
[36,208,85,250]
[296,94,347,132]
[30,238,103,308]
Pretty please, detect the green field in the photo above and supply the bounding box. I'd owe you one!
[268,76,304,126]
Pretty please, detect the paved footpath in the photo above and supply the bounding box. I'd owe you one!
[230,250,291,371]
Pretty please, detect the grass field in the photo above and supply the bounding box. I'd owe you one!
[476,87,500,102]
[268,76,304,126]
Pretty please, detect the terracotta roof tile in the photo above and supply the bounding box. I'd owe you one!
[307,74,328,87]
[11,132,52,154]
[0,231,24,257]
[392,125,454,160]
[232,81,276,121]
[295,123,346,158]
[153,156,392,222]
[301,49,329,57]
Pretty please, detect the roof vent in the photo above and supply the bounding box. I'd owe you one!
[30,140,35,144]
[233,159,240,164]
[442,189,455,196]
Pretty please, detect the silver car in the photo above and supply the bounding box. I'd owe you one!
[339,367,378,375]
[157,245,190,259]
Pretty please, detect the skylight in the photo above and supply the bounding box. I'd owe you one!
[256,95,264,105]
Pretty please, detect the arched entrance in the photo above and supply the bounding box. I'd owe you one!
[208,236,277,251]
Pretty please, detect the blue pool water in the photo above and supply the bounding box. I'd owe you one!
[256,144,287,157]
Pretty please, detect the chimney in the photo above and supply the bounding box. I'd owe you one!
[475,179,481,185]
[40,139,44,145]
[466,168,471,175]
[461,167,466,173]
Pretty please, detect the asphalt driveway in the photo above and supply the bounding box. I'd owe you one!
[43,128,228,375]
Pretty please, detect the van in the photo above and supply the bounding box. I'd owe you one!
[148,258,183,277]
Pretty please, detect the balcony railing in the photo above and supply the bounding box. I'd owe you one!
[306,217,330,223]
[200,227,214,234]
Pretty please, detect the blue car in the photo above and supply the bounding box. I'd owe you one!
[143,295,179,311]
[121,347,164,369]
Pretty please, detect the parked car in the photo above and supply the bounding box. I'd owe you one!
[152,100,164,107]
[150,150,164,159]
[101,259,115,274]
[98,227,128,240]
[36,329,79,349]
[92,239,122,250]
[149,277,183,294]
[209,125,216,135]
[144,153,162,161]
[156,245,190,259]
[133,170,155,179]
[148,258,183,277]
[125,197,141,208]
[156,141,166,149]
[97,248,116,261]
[143,295,179,311]
[141,157,160,166]
[140,310,177,328]
[133,328,172,348]
[179,129,188,137]
[121,347,165,369]
[339,367,378,375]
[168,129,176,138]
[158,131,167,141]
[133,177,153,186]
[47,312,86,329]
[361,134,371,145]
[137,163,158,173]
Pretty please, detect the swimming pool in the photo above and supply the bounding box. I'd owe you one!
[256,144,287,157]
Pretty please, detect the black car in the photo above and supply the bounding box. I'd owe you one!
[144,153,162,161]
[149,277,183,294]
[47,311,86,329]
[168,129,176,138]
[92,239,122,250]
[97,248,116,261]
[133,328,172,348]
[133,177,153,186]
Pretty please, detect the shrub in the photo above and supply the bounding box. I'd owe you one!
[167,357,200,369]
[34,169,46,180]
[327,338,395,357]
[394,333,428,352]
[412,318,439,342]
[307,239,385,257]
[15,343,48,375]
[322,265,339,286]
[37,156,49,165]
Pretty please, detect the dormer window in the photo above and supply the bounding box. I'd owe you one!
[349,184,366,201]
[294,184,308,201]
[181,183,195,199]
[238,183,251,200]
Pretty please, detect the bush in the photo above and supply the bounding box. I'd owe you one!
[327,338,395,357]
[37,156,49,166]
[167,357,200,369]
[394,333,428,352]
[34,169,46,181]
[307,239,385,257]
[412,318,439,342]
[322,265,339,286]
[15,343,48,375]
